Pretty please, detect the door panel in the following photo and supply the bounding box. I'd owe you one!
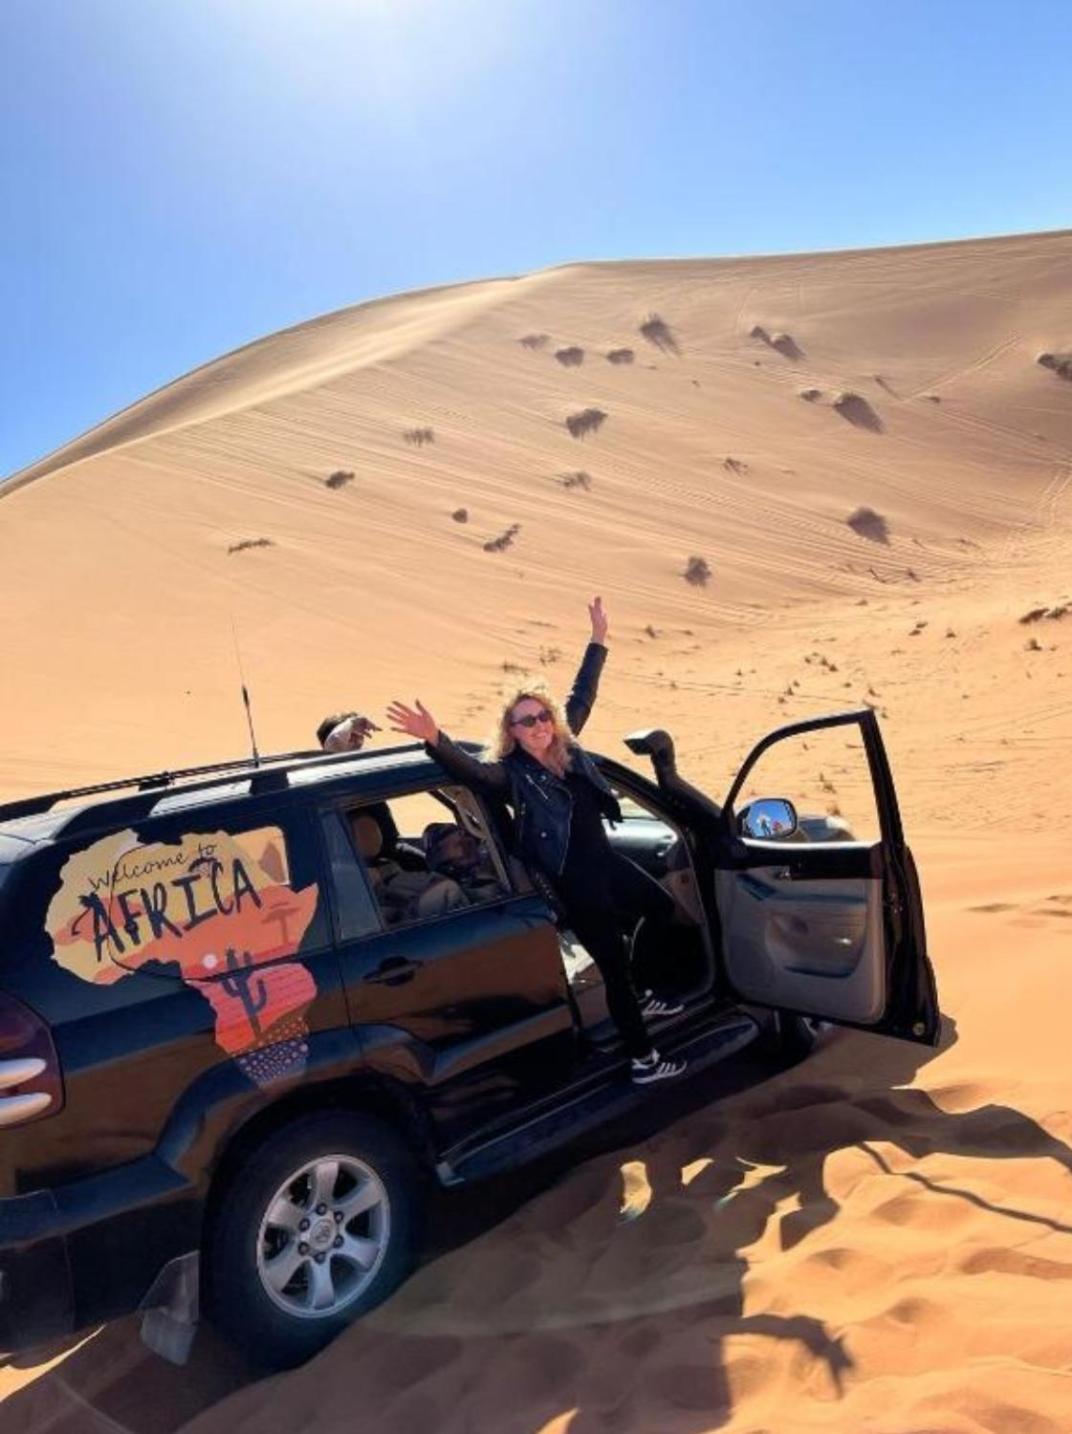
[716,852,884,1021]
[716,710,939,1044]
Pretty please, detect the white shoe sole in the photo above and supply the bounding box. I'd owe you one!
[631,1061,687,1085]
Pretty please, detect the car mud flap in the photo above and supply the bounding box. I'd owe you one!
[0,1189,74,1355]
[139,1251,199,1365]
[440,1012,759,1186]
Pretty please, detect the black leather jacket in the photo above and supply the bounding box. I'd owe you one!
[425,642,621,878]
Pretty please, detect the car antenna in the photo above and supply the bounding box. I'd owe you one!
[230,616,261,768]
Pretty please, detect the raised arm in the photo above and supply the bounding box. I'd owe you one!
[564,595,609,736]
[387,700,510,798]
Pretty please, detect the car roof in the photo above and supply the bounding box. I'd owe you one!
[0,741,483,851]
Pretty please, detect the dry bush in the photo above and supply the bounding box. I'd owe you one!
[846,506,891,545]
[833,391,883,431]
[483,523,521,553]
[749,325,770,342]
[565,408,607,439]
[1037,352,1072,380]
[723,456,748,474]
[559,471,592,491]
[555,346,585,367]
[519,333,550,350]
[799,388,823,402]
[770,331,803,359]
[1020,604,1069,624]
[684,555,712,587]
[639,313,680,354]
[606,348,635,365]
[325,469,354,489]
[451,508,469,523]
[227,538,274,556]
[403,427,435,446]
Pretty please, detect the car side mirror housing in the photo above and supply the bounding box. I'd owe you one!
[737,797,798,840]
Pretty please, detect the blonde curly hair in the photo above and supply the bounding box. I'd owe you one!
[488,680,576,778]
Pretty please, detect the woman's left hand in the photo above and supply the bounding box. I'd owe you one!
[589,595,608,644]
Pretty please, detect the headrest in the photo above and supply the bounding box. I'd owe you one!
[351,813,384,859]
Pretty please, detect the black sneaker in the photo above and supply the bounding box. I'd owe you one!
[631,1049,687,1085]
[639,989,685,1020]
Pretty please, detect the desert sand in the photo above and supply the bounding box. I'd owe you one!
[3,228,1072,1433]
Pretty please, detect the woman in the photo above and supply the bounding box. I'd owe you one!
[387,598,686,1086]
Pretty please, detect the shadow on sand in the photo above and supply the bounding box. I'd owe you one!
[8,1017,1072,1433]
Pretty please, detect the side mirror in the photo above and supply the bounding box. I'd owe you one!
[737,797,798,840]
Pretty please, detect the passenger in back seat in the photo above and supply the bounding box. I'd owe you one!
[348,809,467,925]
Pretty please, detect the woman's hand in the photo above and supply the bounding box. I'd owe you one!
[589,594,609,645]
[387,699,439,745]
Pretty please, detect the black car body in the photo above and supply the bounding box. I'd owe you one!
[0,709,938,1367]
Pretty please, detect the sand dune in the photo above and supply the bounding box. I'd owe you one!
[4,228,1072,1433]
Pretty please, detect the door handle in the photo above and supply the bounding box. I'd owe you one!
[364,957,420,986]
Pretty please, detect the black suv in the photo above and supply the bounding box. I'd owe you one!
[0,711,938,1368]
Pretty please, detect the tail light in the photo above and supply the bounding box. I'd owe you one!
[0,992,64,1127]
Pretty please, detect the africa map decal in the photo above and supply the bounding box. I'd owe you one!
[46,827,320,1085]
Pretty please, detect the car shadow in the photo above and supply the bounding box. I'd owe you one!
[7,1016,1072,1433]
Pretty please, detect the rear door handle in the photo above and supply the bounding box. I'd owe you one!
[364,957,420,986]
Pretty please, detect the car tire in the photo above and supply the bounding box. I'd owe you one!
[204,1110,423,1369]
[763,1010,829,1067]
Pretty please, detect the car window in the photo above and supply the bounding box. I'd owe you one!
[327,788,512,938]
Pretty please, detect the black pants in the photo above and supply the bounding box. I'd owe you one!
[556,854,676,1060]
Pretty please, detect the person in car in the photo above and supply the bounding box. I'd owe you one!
[387,597,687,1086]
[348,809,468,924]
[317,711,380,753]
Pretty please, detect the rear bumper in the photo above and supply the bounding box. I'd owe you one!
[0,1156,200,1354]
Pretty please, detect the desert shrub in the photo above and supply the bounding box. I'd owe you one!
[1037,352,1072,379]
[484,523,521,553]
[846,506,891,544]
[639,313,679,354]
[565,408,607,439]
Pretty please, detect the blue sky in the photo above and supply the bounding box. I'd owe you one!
[2,0,1069,479]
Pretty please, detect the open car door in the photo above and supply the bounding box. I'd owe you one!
[714,709,939,1045]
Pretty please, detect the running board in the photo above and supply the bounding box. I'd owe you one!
[438,1013,759,1186]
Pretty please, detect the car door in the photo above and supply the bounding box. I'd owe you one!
[319,792,578,1145]
[713,709,939,1045]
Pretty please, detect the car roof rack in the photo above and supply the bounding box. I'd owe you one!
[0,742,431,830]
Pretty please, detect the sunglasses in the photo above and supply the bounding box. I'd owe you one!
[510,708,553,729]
